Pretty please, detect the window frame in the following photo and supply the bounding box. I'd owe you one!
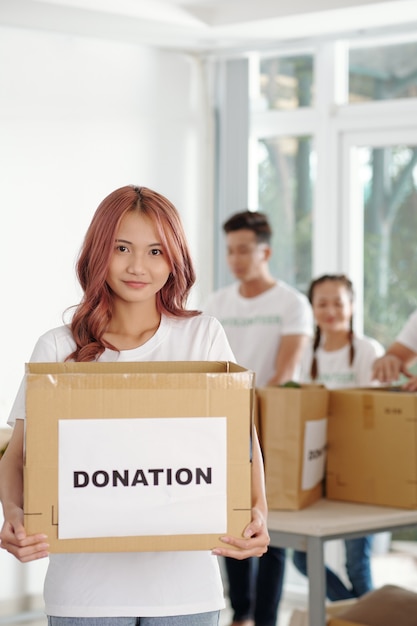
[247,38,417,335]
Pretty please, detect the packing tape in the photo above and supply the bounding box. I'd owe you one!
[362,394,375,429]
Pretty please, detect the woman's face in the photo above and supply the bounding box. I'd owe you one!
[106,211,171,306]
[311,280,353,334]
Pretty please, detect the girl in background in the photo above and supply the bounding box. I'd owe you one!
[293,274,384,600]
[0,185,269,626]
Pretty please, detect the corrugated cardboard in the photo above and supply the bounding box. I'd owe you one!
[326,388,417,509]
[256,385,329,510]
[327,584,417,626]
[24,361,254,553]
[289,599,358,626]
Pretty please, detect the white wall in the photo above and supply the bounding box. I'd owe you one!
[0,25,213,429]
[0,25,213,605]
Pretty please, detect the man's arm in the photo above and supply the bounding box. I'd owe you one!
[267,333,309,386]
[372,341,417,383]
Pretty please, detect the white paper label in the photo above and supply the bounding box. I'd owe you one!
[58,417,227,539]
[301,418,327,490]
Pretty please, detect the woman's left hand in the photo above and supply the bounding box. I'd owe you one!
[211,506,270,559]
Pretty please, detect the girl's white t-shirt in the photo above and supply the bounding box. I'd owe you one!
[8,314,235,618]
[396,308,417,354]
[299,335,384,389]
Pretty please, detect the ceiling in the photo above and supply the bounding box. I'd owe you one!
[1,0,417,52]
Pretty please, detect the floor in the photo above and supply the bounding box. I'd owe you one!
[219,540,417,625]
[1,541,417,626]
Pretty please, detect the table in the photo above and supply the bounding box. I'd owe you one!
[267,498,417,626]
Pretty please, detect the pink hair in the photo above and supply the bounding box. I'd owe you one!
[68,185,199,362]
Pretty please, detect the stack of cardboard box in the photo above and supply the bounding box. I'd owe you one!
[257,385,417,511]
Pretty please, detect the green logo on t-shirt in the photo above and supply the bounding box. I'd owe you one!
[221,315,282,327]
[319,372,355,385]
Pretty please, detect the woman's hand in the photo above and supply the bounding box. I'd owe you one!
[0,421,48,563]
[211,506,270,559]
[0,507,49,563]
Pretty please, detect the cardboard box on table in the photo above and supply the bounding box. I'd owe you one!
[256,385,329,510]
[326,388,417,509]
[24,361,254,553]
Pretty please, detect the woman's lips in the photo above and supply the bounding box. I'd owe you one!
[123,281,148,288]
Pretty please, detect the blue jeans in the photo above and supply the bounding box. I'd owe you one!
[225,546,286,626]
[292,535,374,601]
[48,613,219,626]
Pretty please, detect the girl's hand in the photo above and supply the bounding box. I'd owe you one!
[211,506,270,560]
[0,508,49,563]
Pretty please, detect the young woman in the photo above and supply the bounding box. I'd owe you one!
[292,274,384,601]
[0,185,270,626]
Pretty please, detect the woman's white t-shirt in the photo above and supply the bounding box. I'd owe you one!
[8,314,235,618]
[299,335,384,389]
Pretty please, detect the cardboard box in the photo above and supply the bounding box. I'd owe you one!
[327,584,417,626]
[24,361,254,553]
[256,385,328,510]
[326,388,417,509]
[289,599,358,626]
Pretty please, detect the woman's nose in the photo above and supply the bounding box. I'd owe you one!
[127,253,146,274]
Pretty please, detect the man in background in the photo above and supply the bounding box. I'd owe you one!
[204,210,313,626]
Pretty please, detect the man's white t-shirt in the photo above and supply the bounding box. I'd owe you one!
[8,314,235,618]
[204,281,313,387]
[299,335,384,389]
[396,308,417,354]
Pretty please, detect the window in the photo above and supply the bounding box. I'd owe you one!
[349,40,417,103]
[257,135,313,293]
[258,54,314,110]
[350,144,417,345]
[214,32,417,345]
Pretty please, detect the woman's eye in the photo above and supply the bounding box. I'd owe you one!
[150,248,162,256]
[116,245,129,253]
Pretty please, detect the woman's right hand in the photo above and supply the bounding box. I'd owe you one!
[0,421,48,562]
[0,507,49,562]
